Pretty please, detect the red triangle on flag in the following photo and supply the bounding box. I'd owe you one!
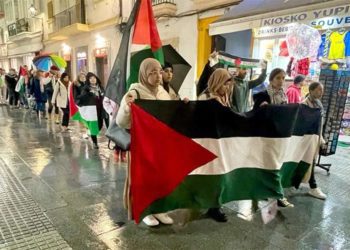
[130,103,217,223]
[68,83,78,117]
[132,0,162,52]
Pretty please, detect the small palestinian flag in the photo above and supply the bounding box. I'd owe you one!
[130,101,321,223]
[69,84,99,136]
[105,0,163,105]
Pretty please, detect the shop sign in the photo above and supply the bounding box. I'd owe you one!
[94,48,108,58]
[255,4,350,38]
[261,5,350,27]
[77,51,87,59]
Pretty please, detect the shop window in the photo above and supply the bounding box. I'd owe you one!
[76,46,88,75]
[94,47,109,87]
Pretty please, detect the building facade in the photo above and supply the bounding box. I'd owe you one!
[0,0,43,71]
[0,0,240,98]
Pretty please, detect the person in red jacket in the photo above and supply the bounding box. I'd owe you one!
[286,75,306,103]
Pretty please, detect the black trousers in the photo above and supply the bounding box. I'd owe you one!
[8,88,18,106]
[91,115,109,145]
[61,106,70,127]
[48,94,59,114]
[309,161,317,189]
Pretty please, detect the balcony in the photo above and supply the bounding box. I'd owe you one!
[152,0,177,18]
[191,0,241,11]
[7,18,42,42]
[49,3,89,41]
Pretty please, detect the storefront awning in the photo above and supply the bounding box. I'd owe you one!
[210,0,349,35]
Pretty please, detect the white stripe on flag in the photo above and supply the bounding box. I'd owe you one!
[79,106,98,121]
[190,135,319,175]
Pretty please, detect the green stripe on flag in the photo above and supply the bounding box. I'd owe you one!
[72,112,100,136]
[153,48,164,66]
[141,161,310,219]
[127,47,165,90]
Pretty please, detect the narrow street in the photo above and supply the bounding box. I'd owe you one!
[1,105,350,250]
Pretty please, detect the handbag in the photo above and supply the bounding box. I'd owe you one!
[105,89,140,151]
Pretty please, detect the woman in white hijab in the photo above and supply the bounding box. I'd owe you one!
[117,58,173,227]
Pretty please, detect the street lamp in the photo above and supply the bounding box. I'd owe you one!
[28,4,44,54]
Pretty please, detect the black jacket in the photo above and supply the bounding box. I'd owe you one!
[252,91,271,110]
[5,74,18,90]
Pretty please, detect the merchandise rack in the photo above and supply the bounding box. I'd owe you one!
[318,69,350,173]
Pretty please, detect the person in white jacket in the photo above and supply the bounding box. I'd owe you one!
[52,73,70,132]
[116,58,173,227]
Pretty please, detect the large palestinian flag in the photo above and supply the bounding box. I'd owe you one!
[130,100,321,223]
[69,84,99,136]
[105,0,163,105]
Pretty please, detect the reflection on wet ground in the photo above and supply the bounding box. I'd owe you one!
[0,105,350,250]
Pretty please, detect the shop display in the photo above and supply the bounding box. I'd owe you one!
[340,86,350,136]
[286,57,310,78]
[286,24,321,60]
[345,31,350,57]
[319,69,350,156]
[318,29,350,60]
[328,30,347,60]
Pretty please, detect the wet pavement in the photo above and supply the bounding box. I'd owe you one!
[0,104,350,250]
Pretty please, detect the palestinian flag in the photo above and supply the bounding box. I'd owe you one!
[105,0,163,105]
[69,84,99,136]
[130,101,321,223]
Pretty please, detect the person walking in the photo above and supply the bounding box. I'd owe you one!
[44,66,60,123]
[17,65,29,109]
[77,72,109,149]
[116,58,173,227]
[253,68,288,109]
[52,73,70,132]
[286,75,306,104]
[72,73,86,101]
[303,82,327,200]
[253,68,294,208]
[198,68,234,223]
[197,52,267,112]
[5,68,19,109]
[30,70,47,118]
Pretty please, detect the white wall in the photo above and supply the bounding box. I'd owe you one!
[44,24,122,81]
[85,0,120,24]
[157,15,198,99]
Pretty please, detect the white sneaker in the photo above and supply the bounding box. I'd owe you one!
[154,213,174,225]
[308,188,327,200]
[142,215,159,227]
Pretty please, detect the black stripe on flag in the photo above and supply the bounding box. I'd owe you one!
[105,0,141,105]
[134,100,321,138]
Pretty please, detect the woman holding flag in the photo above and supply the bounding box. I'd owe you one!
[198,68,233,222]
[116,58,173,227]
[70,72,108,149]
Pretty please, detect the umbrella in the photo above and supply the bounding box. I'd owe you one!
[32,53,67,71]
[130,45,191,93]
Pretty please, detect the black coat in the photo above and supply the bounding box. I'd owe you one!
[252,91,271,110]
[5,74,18,90]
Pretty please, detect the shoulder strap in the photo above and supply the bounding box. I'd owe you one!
[130,89,141,99]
